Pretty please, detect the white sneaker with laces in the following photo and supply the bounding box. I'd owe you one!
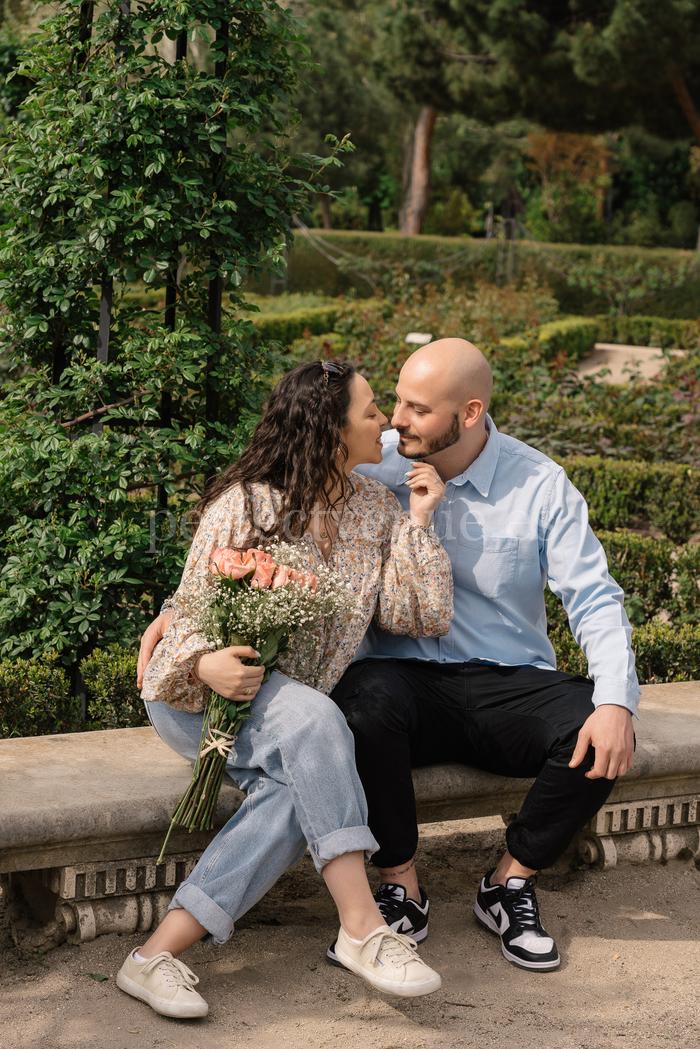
[116,949,209,1018]
[327,925,442,997]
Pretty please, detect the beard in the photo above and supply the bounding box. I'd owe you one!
[398,413,461,459]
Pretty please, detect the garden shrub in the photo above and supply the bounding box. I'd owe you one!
[535,317,601,363]
[81,645,146,730]
[0,1,331,681]
[561,457,699,543]
[674,544,700,624]
[597,315,700,350]
[251,305,342,345]
[270,231,700,318]
[552,622,700,684]
[545,531,684,632]
[0,654,78,738]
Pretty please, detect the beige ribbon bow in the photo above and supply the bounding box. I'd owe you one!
[200,726,237,759]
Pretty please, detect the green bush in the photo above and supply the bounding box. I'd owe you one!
[270,231,700,318]
[0,654,79,738]
[499,313,700,362]
[552,622,700,684]
[81,645,146,730]
[0,0,328,677]
[546,530,690,632]
[597,314,700,349]
[674,544,700,624]
[561,457,699,543]
[533,317,602,364]
[251,305,343,345]
[598,531,676,625]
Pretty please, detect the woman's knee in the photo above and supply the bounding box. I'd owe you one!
[271,676,354,745]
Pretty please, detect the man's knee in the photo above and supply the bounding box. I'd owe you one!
[332,661,415,738]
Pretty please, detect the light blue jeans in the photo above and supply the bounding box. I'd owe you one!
[146,671,379,945]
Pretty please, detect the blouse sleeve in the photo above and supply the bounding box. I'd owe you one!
[140,484,258,710]
[374,487,454,637]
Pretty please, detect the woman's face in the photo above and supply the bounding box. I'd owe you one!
[340,373,388,471]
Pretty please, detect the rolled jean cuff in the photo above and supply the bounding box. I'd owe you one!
[168,882,235,946]
[308,825,379,872]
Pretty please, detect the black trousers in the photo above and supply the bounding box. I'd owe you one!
[331,658,616,871]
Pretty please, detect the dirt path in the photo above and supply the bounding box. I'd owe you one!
[2,818,698,1049]
[576,343,685,384]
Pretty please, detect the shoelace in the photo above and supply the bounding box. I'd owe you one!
[140,952,200,990]
[375,885,415,925]
[366,928,419,968]
[505,877,543,932]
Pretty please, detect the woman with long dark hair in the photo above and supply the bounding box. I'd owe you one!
[118,360,453,1018]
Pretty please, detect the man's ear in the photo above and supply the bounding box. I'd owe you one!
[462,399,485,429]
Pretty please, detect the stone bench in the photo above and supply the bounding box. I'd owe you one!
[1,681,698,949]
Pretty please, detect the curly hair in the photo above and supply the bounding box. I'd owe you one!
[194,359,356,540]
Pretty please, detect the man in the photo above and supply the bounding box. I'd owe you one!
[139,338,637,973]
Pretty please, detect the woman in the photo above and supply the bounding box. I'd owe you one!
[118,360,453,1018]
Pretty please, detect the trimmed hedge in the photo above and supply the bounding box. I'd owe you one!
[0,654,78,738]
[560,456,699,543]
[251,305,342,345]
[598,314,700,349]
[552,622,700,684]
[546,531,698,631]
[81,645,147,730]
[265,230,700,318]
[499,313,700,366]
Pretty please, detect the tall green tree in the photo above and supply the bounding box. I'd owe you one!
[490,1,700,145]
[0,0,335,689]
[290,0,404,230]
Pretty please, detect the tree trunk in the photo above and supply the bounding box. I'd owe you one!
[400,105,438,236]
[669,66,700,147]
[318,192,333,229]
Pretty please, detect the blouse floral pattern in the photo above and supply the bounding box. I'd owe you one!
[141,474,454,712]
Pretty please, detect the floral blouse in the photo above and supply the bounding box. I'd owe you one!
[141,474,454,712]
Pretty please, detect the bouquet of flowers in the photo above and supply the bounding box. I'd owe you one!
[156,543,351,863]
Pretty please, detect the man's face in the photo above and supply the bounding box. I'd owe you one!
[391,378,461,460]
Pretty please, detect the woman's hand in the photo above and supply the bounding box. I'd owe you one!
[136,610,174,689]
[194,647,265,702]
[406,463,446,528]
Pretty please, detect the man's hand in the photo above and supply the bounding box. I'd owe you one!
[136,610,174,689]
[569,704,635,780]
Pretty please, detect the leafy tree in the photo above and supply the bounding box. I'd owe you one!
[290,0,404,231]
[490,1,700,145]
[0,0,335,692]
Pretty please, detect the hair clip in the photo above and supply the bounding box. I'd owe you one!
[320,360,344,386]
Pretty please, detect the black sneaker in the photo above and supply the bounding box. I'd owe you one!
[326,883,429,966]
[473,870,560,971]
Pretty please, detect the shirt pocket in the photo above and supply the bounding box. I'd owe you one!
[453,535,519,600]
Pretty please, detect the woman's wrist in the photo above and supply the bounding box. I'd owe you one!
[409,510,434,529]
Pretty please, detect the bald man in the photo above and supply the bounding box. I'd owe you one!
[330,338,637,973]
[139,339,637,975]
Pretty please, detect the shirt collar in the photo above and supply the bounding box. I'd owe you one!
[448,415,500,496]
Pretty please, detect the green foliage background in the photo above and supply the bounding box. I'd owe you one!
[0,0,338,678]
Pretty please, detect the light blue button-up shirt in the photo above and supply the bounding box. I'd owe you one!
[356,419,640,716]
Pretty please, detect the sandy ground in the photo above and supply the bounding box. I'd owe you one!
[2,817,698,1049]
[577,343,686,384]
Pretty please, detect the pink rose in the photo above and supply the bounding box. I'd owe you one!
[271,565,291,590]
[250,548,278,589]
[208,547,256,580]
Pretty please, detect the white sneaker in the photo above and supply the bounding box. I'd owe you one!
[327,925,442,997]
[116,949,209,1018]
